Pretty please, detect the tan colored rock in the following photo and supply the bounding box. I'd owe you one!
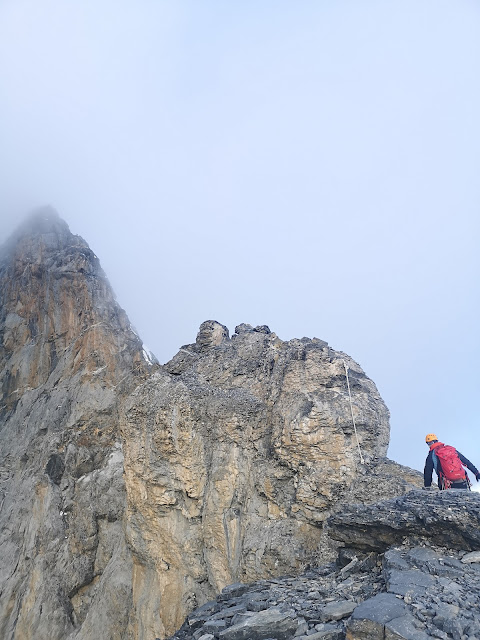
[122,322,422,637]
[0,210,152,640]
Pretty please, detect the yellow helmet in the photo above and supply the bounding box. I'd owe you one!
[425,433,438,443]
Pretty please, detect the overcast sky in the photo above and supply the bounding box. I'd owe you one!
[0,1,479,477]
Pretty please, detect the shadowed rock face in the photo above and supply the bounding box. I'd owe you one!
[168,491,480,640]
[0,209,153,640]
[121,321,421,637]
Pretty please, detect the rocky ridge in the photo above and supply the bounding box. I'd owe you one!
[0,211,426,640]
[167,490,480,640]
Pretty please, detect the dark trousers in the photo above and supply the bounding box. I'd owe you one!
[443,479,470,490]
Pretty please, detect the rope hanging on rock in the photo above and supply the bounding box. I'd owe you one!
[343,360,365,465]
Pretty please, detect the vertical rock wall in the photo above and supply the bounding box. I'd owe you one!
[0,210,152,640]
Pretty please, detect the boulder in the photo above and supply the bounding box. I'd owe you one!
[328,489,480,551]
[218,607,297,640]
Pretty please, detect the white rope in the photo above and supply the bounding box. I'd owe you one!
[343,360,365,465]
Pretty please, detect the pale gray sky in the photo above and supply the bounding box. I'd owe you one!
[1,1,479,476]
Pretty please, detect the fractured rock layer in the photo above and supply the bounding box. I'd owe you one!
[328,489,480,551]
[168,491,480,640]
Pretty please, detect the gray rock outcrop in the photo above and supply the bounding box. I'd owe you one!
[328,489,480,551]
[121,321,421,636]
[168,491,480,640]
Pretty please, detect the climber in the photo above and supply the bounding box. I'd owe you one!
[424,434,480,490]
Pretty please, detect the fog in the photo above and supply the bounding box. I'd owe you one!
[0,1,479,476]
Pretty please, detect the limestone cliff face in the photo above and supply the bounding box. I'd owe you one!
[0,213,422,640]
[0,210,153,640]
[121,321,421,638]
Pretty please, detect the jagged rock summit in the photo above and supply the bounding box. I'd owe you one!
[0,207,151,413]
[0,212,423,640]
